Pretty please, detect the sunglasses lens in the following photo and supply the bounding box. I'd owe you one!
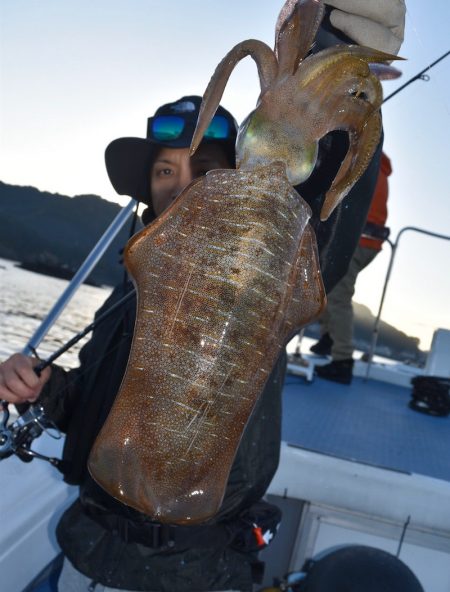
[151,114,232,142]
[152,116,185,140]
[204,115,230,139]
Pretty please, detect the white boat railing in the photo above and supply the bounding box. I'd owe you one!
[365,225,450,380]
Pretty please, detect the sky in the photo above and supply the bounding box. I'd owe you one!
[1,0,449,352]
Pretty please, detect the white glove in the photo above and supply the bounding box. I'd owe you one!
[325,0,406,56]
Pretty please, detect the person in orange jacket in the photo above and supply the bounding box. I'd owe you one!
[312,152,393,384]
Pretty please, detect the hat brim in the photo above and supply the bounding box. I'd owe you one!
[105,137,158,204]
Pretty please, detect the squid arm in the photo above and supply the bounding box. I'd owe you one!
[298,45,402,88]
[190,40,278,156]
[321,111,382,220]
[295,46,401,219]
[275,0,325,76]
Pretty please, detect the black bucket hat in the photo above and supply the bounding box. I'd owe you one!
[105,95,238,208]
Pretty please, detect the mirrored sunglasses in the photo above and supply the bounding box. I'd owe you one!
[150,114,231,142]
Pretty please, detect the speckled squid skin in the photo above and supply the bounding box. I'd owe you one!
[88,163,325,523]
[88,0,400,524]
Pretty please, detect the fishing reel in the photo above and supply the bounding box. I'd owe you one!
[0,400,63,467]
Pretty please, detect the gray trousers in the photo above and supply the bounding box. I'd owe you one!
[58,557,240,592]
[320,244,379,360]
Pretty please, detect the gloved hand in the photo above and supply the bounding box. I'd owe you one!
[325,0,406,56]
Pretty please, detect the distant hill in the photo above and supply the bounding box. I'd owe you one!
[0,181,425,363]
[0,181,142,286]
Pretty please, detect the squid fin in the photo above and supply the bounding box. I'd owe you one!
[282,223,326,338]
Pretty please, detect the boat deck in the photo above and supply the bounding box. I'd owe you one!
[282,372,450,482]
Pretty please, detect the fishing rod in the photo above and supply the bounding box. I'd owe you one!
[23,198,137,356]
[382,49,450,104]
[33,288,136,375]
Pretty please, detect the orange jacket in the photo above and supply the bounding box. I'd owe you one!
[360,151,392,250]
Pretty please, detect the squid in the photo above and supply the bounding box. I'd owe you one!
[88,0,399,524]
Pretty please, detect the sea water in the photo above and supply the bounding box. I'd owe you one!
[0,258,112,369]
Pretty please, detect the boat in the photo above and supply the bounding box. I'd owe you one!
[1,329,450,592]
[262,338,450,591]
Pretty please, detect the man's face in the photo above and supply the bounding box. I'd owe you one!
[150,144,231,217]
